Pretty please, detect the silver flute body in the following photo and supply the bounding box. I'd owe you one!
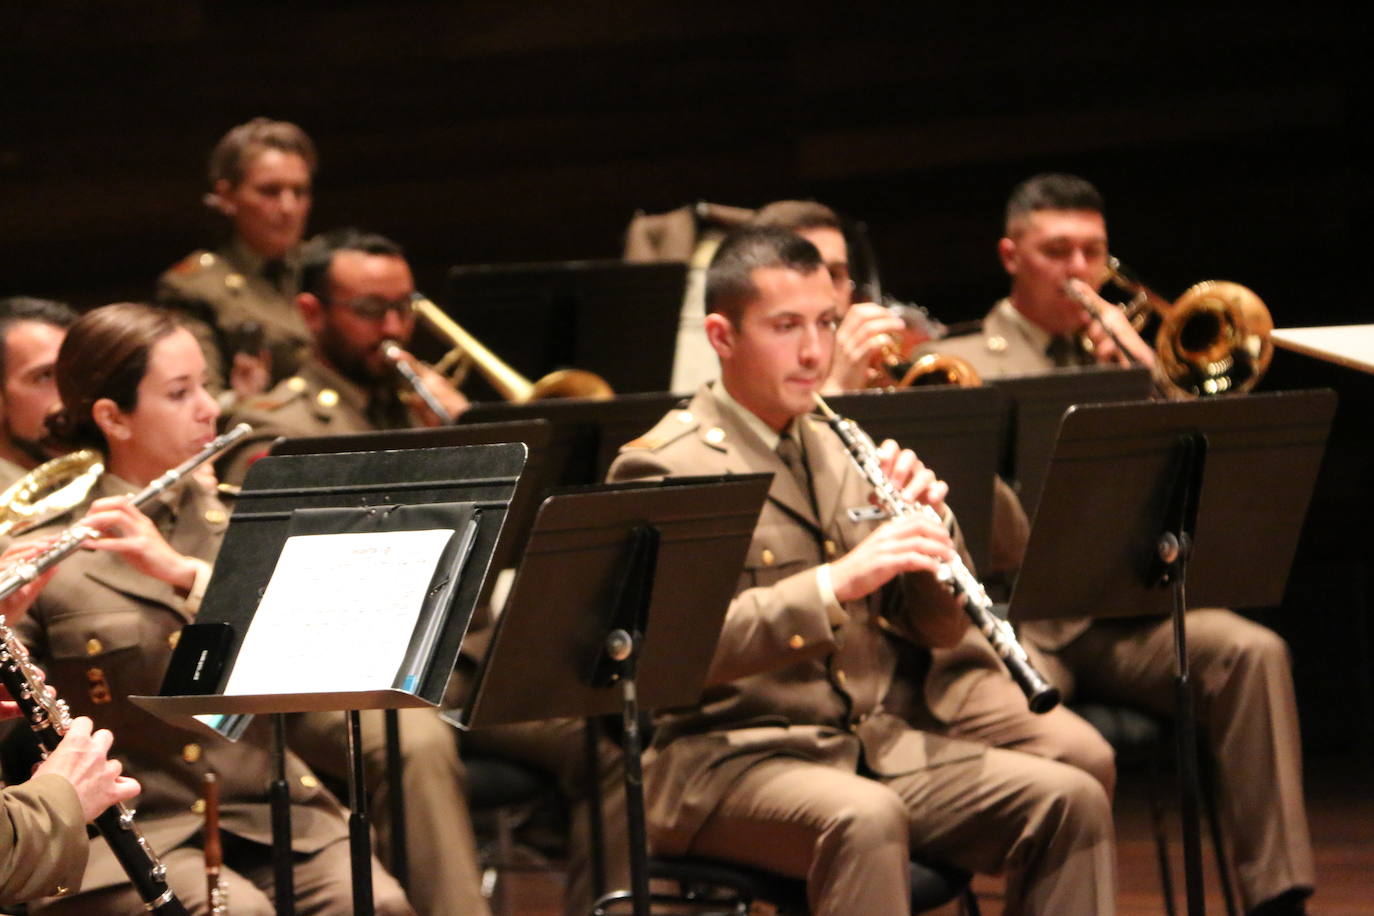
[0,422,249,913]
[813,397,1060,713]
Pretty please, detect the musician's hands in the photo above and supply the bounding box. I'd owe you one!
[875,439,949,518]
[0,539,61,625]
[1069,279,1156,367]
[35,716,141,822]
[822,302,906,394]
[829,513,955,603]
[77,497,200,594]
[388,345,470,426]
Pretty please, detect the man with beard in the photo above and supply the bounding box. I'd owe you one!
[0,297,76,489]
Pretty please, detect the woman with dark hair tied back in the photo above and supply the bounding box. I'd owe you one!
[7,303,414,915]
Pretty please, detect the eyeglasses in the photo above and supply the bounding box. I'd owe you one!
[329,292,417,321]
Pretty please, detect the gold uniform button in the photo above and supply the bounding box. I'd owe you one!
[86,638,103,656]
[824,539,838,558]
[224,273,246,290]
[703,426,726,445]
[286,376,308,393]
[182,743,202,764]
[167,630,181,650]
[316,388,339,408]
[834,669,847,686]
[54,885,70,896]
[205,508,227,525]
[787,634,805,650]
[300,774,319,789]
[986,335,1008,353]
[191,799,206,815]
[677,410,694,424]
[760,548,775,566]
[198,252,216,268]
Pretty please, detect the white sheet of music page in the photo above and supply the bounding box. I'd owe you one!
[222,528,456,697]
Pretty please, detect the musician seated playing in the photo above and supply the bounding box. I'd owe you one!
[607,226,1115,915]
[3,303,413,915]
[918,173,1315,915]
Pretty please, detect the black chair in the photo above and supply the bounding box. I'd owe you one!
[591,855,977,915]
[1072,701,1240,916]
[464,752,562,915]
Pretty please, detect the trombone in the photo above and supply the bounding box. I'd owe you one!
[411,295,613,402]
[1069,257,1273,399]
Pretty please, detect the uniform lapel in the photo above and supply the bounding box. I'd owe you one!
[799,411,852,532]
[697,389,821,532]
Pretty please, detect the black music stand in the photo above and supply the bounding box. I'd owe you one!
[1009,390,1335,916]
[441,260,687,396]
[989,365,1153,518]
[826,386,1005,574]
[134,442,527,916]
[453,474,772,916]
[461,391,684,486]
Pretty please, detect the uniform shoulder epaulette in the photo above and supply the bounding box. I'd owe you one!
[621,407,699,452]
[243,376,310,414]
[167,250,217,277]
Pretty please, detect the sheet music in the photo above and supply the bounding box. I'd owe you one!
[222,528,456,697]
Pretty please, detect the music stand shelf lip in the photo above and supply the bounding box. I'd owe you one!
[130,688,433,724]
[1272,324,1374,375]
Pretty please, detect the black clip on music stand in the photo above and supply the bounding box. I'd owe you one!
[1009,390,1335,916]
[134,442,528,916]
[453,474,772,916]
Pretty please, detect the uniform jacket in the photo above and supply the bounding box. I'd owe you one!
[0,775,87,904]
[919,299,1094,380]
[606,385,993,854]
[157,238,310,390]
[13,473,349,894]
[217,357,412,485]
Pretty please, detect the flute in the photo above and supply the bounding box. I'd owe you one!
[813,396,1061,713]
[0,422,249,913]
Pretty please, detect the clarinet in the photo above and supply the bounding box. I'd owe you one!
[812,396,1061,714]
[0,423,250,913]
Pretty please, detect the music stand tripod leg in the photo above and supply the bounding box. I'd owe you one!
[347,708,376,916]
[271,713,296,916]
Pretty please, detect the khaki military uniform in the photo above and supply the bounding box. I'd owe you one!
[607,385,1115,916]
[12,473,410,914]
[157,238,311,392]
[928,300,1314,909]
[0,775,87,905]
[917,298,1097,379]
[217,357,412,486]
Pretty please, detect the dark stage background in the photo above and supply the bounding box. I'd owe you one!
[2,3,1367,750]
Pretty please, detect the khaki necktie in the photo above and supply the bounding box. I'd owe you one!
[777,432,817,516]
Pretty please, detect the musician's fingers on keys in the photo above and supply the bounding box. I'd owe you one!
[76,497,200,591]
[874,439,949,515]
[0,540,60,621]
[830,514,956,603]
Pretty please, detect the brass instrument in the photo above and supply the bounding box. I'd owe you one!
[1071,256,1273,399]
[870,302,982,389]
[381,339,454,424]
[411,294,613,401]
[0,449,105,538]
[813,395,1060,713]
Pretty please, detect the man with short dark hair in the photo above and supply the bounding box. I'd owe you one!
[0,297,77,488]
[929,174,1315,915]
[609,226,1115,915]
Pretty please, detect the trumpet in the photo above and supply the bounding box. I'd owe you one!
[813,395,1060,713]
[411,294,612,401]
[1069,256,1273,399]
[864,301,982,389]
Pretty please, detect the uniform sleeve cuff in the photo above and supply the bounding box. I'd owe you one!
[183,558,214,615]
[816,564,847,628]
